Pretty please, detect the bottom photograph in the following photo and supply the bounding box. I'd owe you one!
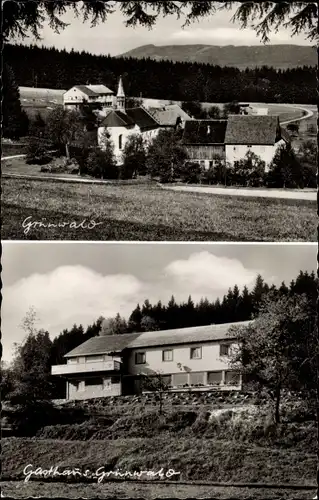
[1,242,317,500]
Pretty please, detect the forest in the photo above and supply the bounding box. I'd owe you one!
[3,43,317,104]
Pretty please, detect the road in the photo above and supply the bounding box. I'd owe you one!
[164,185,316,201]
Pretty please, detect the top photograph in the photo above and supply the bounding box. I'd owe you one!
[2,1,317,242]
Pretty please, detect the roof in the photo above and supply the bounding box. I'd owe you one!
[73,85,114,97]
[117,77,125,98]
[225,115,280,145]
[128,321,251,349]
[183,120,227,145]
[100,107,158,129]
[148,104,191,126]
[64,320,252,357]
[65,333,141,358]
[73,85,97,97]
[86,84,113,95]
[100,109,134,127]
[125,107,159,129]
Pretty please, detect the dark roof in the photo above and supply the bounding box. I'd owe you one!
[225,115,280,145]
[125,107,159,129]
[100,110,134,127]
[65,321,252,357]
[75,85,98,97]
[183,120,227,145]
[100,107,158,129]
[65,333,141,357]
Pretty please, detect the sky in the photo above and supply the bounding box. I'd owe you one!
[15,2,311,56]
[2,242,316,362]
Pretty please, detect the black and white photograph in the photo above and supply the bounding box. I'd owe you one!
[1,1,317,241]
[1,242,318,498]
[1,2,318,500]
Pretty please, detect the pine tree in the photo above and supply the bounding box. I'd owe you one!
[2,64,29,139]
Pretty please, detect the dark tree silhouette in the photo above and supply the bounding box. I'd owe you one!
[3,2,318,42]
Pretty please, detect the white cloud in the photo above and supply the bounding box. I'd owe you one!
[2,254,261,361]
[2,266,144,360]
[164,251,259,297]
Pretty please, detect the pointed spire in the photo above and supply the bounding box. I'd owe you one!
[117,76,125,98]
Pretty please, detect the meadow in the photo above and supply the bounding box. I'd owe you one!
[2,399,317,499]
[1,177,316,241]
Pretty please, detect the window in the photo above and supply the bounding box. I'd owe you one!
[220,344,230,356]
[85,355,104,363]
[233,146,236,151]
[207,371,223,385]
[85,377,103,387]
[111,375,121,384]
[190,347,202,359]
[162,349,173,362]
[68,357,78,364]
[225,371,241,386]
[172,373,188,387]
[119,134,123,150]
[189,372,205,386]
[135,352,146,364]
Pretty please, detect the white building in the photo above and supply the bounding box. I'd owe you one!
[63,84,115,110]
[51,321,251,400]
[225,115,290,170]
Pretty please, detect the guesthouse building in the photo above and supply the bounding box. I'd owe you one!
[51,320,251,400]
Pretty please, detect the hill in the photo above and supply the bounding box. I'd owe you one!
[119,44,317,69]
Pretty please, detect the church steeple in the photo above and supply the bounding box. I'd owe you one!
[116,76,125,111]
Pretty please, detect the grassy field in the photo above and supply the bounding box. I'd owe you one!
[1,177,316,241]
[1,481,315,499]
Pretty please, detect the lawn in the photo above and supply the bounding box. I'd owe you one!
[1,481,315,499]
[1,177,316,241]
[2,436,316,499]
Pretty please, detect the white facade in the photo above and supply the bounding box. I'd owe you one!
[225,139,285,170]
[128,340,241,390]
[63,86,115,110]
[98,124,159,164]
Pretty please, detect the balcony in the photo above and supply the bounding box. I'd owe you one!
[52,360,121,376]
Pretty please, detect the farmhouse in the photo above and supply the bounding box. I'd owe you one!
[182,119,227,169]
[63,84,115,109]
[225,115,289,169]
[51,320,251,400]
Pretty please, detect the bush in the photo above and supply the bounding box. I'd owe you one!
[121,134,147,179]
[180,161,202,183]
[86,147,118,179]
[26,138,53,165]
[230,152,266,187]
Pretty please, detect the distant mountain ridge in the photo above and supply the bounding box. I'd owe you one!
[119,44,317,69]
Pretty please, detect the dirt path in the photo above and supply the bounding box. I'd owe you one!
[279,105,314,125]
[164,185,316,201]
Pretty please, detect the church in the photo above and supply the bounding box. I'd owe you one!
[97,78,160,162]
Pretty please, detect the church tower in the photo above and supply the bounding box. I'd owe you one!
[116,76,125,111]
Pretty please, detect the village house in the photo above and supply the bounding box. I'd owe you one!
[63,84,115,109]
[225,115,289,169]
[97,79,190,163]
[182,119,227,170]
[51,320,251,400]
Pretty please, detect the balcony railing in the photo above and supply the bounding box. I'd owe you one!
[52,360,121,376]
